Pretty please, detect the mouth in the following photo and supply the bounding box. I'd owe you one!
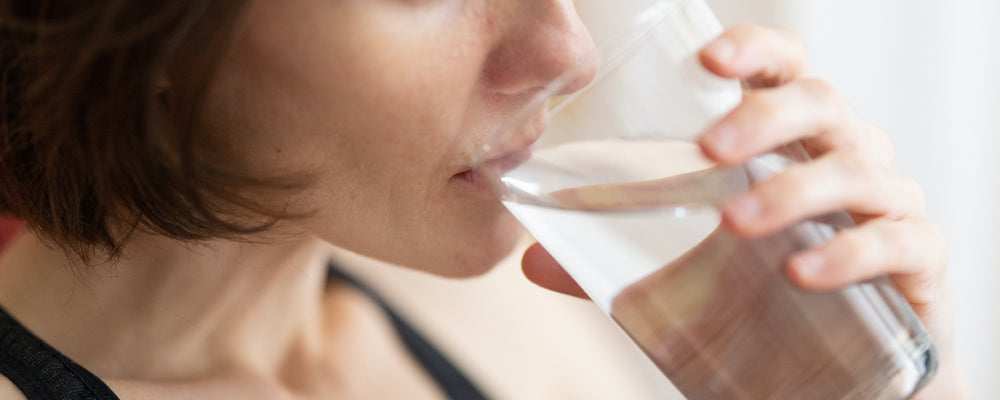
[473,110,548,170]
[453,107,549,192]
[451,139,532,191]
[453,169,485,188]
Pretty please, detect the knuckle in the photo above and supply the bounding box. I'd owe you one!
[834,153,914,216]
[799,78,842,107]
[724,25,809,87]
[773,27,806,49]
[865,124,896,166]
[878,218,949,296]
[832,151,880,185]
[726,23,767,40]
[834,230,876,266]
[774,167,814,201]
[740,90,782,126]
[929,225,949,269]
[899,176,927,215]
[876,222,909,256]
[915,218,950,273]
[772,28,809,71]
[755,170,810,218]
[797,79,855,136]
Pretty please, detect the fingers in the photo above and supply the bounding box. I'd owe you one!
[786,217,949,300]
[698,25,894,167]
[699,78,892,167]
[700,24,808,88]
[722,152,927,237]
[521,242,589,299]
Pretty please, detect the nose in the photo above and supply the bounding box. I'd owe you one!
[482,0,599,98]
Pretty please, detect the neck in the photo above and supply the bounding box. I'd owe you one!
[0,230,334,382]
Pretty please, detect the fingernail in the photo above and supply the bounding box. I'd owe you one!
[792,252,827,280]
[704,37,737,63]
[703,124,738,156]
[723,194,762,224]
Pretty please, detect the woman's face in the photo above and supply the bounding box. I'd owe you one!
[199,0,597,276]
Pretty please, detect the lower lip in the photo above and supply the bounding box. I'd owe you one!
[457,145,533,194]
[454,169,488,191]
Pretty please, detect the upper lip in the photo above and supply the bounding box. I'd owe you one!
[471,111,548,173]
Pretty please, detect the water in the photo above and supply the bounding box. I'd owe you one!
[496,139,937,399]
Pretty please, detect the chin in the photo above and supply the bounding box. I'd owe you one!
[412,211,526,279]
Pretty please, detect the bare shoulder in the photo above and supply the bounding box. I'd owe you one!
[0,375,27,400]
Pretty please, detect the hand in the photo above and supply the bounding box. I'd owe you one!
[521,24,968,399]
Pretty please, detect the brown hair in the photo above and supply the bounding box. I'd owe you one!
[1,1,295,260]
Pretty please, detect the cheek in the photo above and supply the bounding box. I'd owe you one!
[237,7,484,171]
[203,0,521,274]
[202,6,476,189]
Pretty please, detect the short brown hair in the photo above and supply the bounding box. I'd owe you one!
[1,1,294,260]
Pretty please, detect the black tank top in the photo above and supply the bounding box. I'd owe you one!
[0,263,489,399]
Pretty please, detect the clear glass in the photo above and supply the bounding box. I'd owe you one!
[472,0,938,398]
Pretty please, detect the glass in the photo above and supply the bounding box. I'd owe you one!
[472,0,938,398]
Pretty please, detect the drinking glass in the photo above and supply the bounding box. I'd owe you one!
[472,0,938,398]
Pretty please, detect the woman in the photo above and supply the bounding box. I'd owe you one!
[0,0,968,398]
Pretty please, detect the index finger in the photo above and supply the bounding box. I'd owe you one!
[522,243,590,299]
[699,24,808,88]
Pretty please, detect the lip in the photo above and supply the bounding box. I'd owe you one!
[453,169,486,189]
[452,141,532,191]
[473,111,548,172]
[452,109,549,192]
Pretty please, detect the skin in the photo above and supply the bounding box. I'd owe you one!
[198,0,596,277]
[0,0,967,399]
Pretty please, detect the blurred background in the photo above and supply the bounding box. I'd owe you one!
[703,0,1000,398]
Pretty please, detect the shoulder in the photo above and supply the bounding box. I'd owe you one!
[0,375,27,400]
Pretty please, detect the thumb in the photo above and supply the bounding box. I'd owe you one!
[521,242,589,299]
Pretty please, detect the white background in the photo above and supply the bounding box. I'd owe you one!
[708,1,1000,398]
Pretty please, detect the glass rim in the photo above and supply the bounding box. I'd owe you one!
[471,0,696,168]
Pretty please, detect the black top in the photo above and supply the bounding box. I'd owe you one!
[0,263,489,399]
[0,305,117,400]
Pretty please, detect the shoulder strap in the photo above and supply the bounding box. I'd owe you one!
[326,263,491,400]
[0,305,119,400]
[0,266,490,400]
